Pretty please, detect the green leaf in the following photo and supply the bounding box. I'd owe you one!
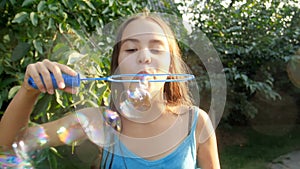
[31,95,53,122]
[37,1,47,12]
[102,6,110,14]
[47,18,55,30]
[109,0,114,7]
[33,39,43,54]
[84,0,96,10]
[22,0,35,7]
[58,23,65,33]
[30,12,38,26]
[48,147,58,169]
[61,0,74,8]
[48,3,58,11]
[55,90,65,108]
[8,85,21,99]
[12,12,28,24]
[11,42,30,61]
[86,100,99,107]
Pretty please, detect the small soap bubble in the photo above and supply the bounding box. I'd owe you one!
[0,146,26,169]
[12,125,50,168]
[110,70,167,123]
[118,77,153,120]
[102,109,122,132]
[127,77,151,111]
[13,126,49,154]
[74,108,118,147]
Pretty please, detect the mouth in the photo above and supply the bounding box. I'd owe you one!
[128,71,153,91]
[134,70,155,80]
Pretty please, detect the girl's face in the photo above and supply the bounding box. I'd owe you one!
[113,18,171,120]
[118,19,171,81]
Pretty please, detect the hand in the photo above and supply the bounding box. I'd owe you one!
[24,59,78,94]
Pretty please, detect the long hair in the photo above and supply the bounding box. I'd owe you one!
[110,12,193,112]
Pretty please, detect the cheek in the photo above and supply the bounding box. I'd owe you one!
[157,53,171,73]
[118,54,135,74]
[118,61,131,74]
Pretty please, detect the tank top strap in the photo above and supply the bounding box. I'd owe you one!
[188,106,200,136]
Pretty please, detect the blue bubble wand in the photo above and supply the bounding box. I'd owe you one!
[28,73,195,89]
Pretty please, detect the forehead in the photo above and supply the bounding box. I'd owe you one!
[121,19,168,41]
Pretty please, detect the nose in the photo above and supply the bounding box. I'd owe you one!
[137,49,151,64]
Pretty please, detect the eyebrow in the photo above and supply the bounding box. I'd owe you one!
[149,39,165,46]
[121,38,139,45]
[121,38,165,46]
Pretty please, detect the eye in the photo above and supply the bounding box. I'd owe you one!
[125,48,138,53]
[150,48,164,54]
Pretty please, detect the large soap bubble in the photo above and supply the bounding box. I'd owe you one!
[12,11,226,166]
[74,107,120,147]
[12,125,50,168]
[11,107,120,168]
[62,12,224,160]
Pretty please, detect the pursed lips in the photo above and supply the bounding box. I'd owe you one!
[135,70,156,80]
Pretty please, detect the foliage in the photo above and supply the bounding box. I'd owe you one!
[183,0,300,125]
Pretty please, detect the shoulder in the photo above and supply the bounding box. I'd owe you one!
[189,106,209,126]
[193,106,209,122]
[193,107,215,144]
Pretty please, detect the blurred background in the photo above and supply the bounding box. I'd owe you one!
[0,0,299,168]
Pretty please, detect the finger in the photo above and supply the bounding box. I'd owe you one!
[56,63,77,76]
[55,63,78,90]
[63,86,78,94]
[36,61,54,94]
[25,63,46,93]
[44,60,65,89]
[45,61,77,89]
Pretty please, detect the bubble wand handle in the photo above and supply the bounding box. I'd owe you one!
[28,73,110,89]
[28,73,80,89]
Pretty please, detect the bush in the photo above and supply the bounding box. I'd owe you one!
[185,0,300,125]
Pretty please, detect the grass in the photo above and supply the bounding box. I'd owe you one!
[218,125,300,169]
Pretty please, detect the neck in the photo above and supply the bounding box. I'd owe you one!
[120,107,178,138]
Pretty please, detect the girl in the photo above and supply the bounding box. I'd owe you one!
[0,12,220,169]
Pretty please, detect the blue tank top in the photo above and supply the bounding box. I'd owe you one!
[101,109,200,169]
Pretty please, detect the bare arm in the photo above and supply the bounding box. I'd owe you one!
[18,112,87,150]
[197,132,220,169]
[0,85,40,146]
[0,59,77,147]
[196,109,221,169]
